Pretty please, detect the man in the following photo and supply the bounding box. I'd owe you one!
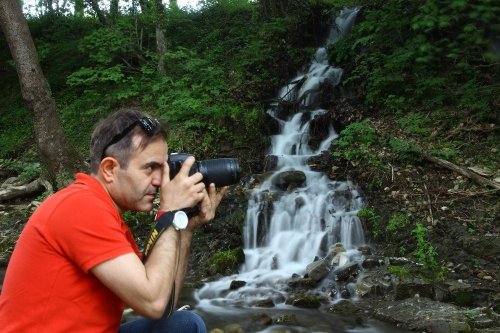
[0,108,227,332]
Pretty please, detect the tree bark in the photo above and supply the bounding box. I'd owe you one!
[84,0,107,24]
[420,152,500,190]
[0,0,84,183]
[155,0,167,76]
[0,178,53,202]
[110,0,120,24]
[74,0,85,16]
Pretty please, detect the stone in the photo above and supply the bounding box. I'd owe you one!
[229,280,247,290]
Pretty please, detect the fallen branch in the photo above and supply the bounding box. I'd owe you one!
[420,153,500,190]
[0,178,53,202]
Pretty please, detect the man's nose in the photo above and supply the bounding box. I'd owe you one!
[152,170,162,186]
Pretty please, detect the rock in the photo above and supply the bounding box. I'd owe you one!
[251,298,275,308]
[393,277,433,300]
[271,170,306,191]
[333,262,360,282]
[328,299,363,317]
[229,280,247,290]
[305,257,332,282]
[353,281,383,298]
[373,297,473,332]
[209,329,224,333]
[224,323,244,333]
[287,276,316,289]
[285,294,323,309]
[361,255,384,269]
[263,155,279,172]
[357,244,372,255]
[274,313,298,325]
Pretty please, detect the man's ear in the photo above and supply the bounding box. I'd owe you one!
[100,157,120,183]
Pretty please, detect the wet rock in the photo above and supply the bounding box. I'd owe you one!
[264,155,279,172]
[328,299,363,317]
[251,298,275,308]
[372,297,473,333]
[327,190,353,212]
[272,170,306,191]
[287,276,316,289]
[361,255,384,269]
[357,245,372,255]
[274,313,298,326]
[229,280,247,290]
[338,285,351,298]
[285,294,323,309]
[333,262,360,282]
[305,257,332,282]
[353,281,385,298]
[250,313,273,326]
[208,329,224,333]
[224,323,244,333]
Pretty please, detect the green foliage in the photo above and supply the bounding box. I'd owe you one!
[357,207,383,239]
[332,0,499,117]
[207,248,244,274]
[332,121,381,166]
[388,265,411,278]
[431,143,459,160]
[122,211,155,238]
[388,138,422,163]
[0,104,32,158]
[397,112,431,135]
[412,222,445,279]
[386,213,409,233]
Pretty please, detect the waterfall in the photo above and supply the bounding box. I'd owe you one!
[196,8,362,313]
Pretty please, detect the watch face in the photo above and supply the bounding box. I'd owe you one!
[173,211,189,229]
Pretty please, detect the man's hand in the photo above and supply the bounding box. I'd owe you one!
[187,183,228,231]
[159,156,205,212]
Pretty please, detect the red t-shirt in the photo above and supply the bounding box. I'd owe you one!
[0,173,141,332]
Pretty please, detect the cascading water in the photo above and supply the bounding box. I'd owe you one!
[195,8,374,329]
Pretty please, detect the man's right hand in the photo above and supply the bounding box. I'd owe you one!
[159,155,205,212]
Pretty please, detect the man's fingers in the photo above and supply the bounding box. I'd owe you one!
[162,161,171,182]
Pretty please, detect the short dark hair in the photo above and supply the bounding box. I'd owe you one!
[89,108,167,174]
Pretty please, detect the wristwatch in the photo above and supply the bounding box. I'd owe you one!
[143,210,189,261]
[155,210,189,231]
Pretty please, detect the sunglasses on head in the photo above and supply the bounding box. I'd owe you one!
[101,117,160,159]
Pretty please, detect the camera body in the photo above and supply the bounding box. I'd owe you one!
[168,153,241,187]
[167,153,241,217]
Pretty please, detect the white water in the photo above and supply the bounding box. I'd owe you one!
[196,8,364,315]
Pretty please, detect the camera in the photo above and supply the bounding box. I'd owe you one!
[167,153,241,187]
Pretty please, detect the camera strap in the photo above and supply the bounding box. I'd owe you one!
[142,213,176,318]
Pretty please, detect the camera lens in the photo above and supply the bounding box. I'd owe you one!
[198,158,241,187]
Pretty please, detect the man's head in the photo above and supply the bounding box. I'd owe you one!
[90,108,167,174]
[90,108,168,213]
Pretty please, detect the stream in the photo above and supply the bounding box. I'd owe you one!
[189,8,413,332]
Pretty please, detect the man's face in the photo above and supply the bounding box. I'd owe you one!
[111,136,168,213]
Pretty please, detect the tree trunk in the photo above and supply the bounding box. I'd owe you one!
[0,0,84,183]
[155,0,167,76]
[74,0,85,16]
[84,0,107,24]
[110,0,119,24]
[169,0,179,10]
[138,0,151,14]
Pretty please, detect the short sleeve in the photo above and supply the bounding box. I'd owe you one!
[46,192,136,272]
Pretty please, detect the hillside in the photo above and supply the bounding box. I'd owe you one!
[1,0,499,331]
